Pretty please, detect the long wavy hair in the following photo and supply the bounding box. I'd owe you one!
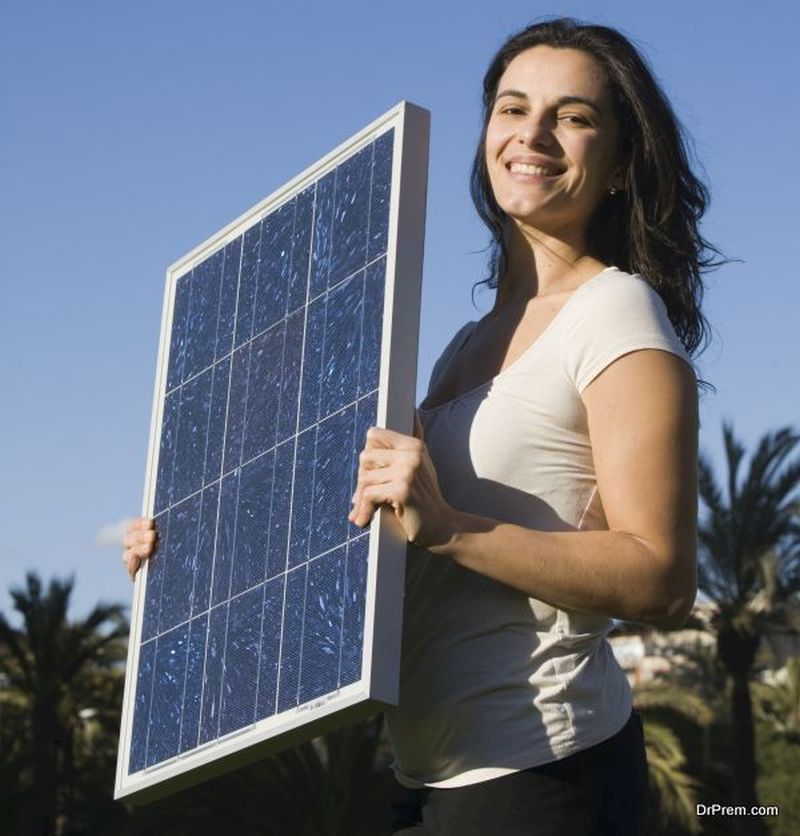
[470,17,721,357]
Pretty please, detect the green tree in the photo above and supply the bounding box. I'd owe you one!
[752,657,800,741]
[697,424,800,834]
[754,718,800,836]
[635,681,712,835]
[124,714,394,835]
[0,572,128,835]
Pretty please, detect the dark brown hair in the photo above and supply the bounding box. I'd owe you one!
[471,17,721,357]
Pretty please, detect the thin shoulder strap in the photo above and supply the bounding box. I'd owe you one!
[426,321,477,396]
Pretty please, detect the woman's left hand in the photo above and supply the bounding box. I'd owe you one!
[348,418,456,548]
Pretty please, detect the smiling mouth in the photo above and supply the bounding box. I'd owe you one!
[507,162,562,176]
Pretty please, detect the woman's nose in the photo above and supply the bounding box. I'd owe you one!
[517,115,554,148]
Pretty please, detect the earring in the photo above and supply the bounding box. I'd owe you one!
[608,186,618,196]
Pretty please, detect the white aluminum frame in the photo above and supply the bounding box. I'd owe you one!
[115,101,429,803]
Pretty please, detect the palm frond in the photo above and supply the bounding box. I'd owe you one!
[0,571,135,834]
[699,423,800,611]
[698,454,723,514]
[752,658,800,737]
[722,422,746,509]
[642,719,702,834]
[745,428,800,495]
[0,614,34,687]
[634,682,713,726]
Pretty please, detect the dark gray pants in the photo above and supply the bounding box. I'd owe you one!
[388,710,648,836]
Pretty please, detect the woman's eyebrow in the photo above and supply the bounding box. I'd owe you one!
[494,88,528,103]
[556,95,603,115]
[494,89,603,116]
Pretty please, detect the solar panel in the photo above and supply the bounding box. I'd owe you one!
[115,102,429,803]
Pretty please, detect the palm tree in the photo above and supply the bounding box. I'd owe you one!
[697,423,800,832]
[126,714,394,835]
[752,657,800,741]
[635,681,712,835]
[0,572,128,835]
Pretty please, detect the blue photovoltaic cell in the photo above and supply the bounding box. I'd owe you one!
[199,604,227,746]
[276,564,308,713]
[255,575,285,718]
[179,613,208,754]
[130,129,393,773]
[219,585,262,736]
[146,625,188,767]
[158,493,202,633]
[128,638,155,773]
[216,240,240,360]
[299,544,346,703]
[184,249,223,381]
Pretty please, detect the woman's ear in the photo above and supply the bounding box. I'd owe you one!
[609,163,626,194]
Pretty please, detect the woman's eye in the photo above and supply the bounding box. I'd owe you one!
[560,114,590,126]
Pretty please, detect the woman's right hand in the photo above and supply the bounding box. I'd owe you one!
[122,517,157,580]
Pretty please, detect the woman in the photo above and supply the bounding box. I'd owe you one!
[347,18,712,836]
[125,18,714,835]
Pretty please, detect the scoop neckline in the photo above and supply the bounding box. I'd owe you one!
[420,266,617,414]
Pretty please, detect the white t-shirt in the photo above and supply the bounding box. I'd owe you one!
[385,266,693,788]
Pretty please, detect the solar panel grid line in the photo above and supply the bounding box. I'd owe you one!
[169,490,202,754]
[133,388,382,646]
[288,169,349,704]
[191,219,256,749]
[156,251,300,740]
[162,138,368,291]
[116,101,428,803]
[285,181,323,704]
[131,220,241,772]
[155,280,382,528]
[160,229,389,406]
[281,147,377,708]
[272,177,319,713]
[142,228,265,751]
[212,206,272,738]
[331,161,378,691]
[249,421,284,722]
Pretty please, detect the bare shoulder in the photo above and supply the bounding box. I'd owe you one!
[582,348,697,429]
[581,348,698,601]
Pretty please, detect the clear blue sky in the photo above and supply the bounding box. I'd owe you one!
[1,0,798,620]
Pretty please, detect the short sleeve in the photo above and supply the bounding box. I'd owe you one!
[562,270,694,394]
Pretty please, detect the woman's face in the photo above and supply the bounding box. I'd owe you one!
[485,46,622,243]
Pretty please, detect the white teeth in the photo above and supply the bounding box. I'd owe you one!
[509,162,556,176]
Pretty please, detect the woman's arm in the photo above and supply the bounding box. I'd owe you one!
[350,348,698,629]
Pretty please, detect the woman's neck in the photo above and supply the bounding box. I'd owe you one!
[495,222,606,309]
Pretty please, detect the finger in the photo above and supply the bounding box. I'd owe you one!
[352,456,400,513]
[123,543,155,561]
[123,551,143,580]
[349,475,396,526]
[348,492,380,527]
[128,517,155,532]
[365,426,423,451]
[350,479,406,528]
[123,529,157,549]
[352,446,423,511]
[358,447,397,471]
[355,462,401,491]
[349,496,386,528]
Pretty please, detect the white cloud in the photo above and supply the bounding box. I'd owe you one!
[95,518,131,548]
